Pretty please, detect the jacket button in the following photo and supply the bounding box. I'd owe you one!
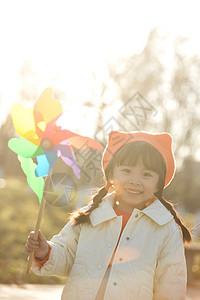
[113,282,117,286]
[97,264,103,270]
[126,237,130,240]
[119,258,123,262]
[135,213,138,218]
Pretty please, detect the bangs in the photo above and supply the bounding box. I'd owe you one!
[115,142,162,173]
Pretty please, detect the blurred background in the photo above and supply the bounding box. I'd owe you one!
[0,0,200,292]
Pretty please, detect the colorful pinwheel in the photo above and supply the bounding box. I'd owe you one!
[8,88,102,202]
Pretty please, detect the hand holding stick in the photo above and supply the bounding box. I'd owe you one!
[26,174,51,274]
[27,193,47,274]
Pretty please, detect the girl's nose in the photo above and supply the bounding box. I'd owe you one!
[129,175,141,185]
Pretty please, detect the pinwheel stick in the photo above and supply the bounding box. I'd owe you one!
[27,193,46,274]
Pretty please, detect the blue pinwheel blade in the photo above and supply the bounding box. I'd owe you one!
[35,150,57,177]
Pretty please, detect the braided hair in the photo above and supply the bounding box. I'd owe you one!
[70,181,111,226]
[154,190,191,244]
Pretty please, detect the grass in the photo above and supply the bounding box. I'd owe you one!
[0,177,77,284]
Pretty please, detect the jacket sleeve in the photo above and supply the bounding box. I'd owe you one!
[32,220,81,277]
[153,224,187,300]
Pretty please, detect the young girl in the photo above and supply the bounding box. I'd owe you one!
[26,131,191,300]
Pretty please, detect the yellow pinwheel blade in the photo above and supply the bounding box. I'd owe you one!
[11,104,40,145]
[34,88,62,125]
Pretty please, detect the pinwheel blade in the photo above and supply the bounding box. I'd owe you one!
[52,141,80,178]
[67,135,102,150]
[56,114,103,149]
[35,151,57,177]
[8,137,44,158]
[11,104,40,145]
[18,156,44,203]
[34,88,62,125]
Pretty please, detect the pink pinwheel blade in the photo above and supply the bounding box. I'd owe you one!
[67,133,102,150]
[41,114,62,147]
[56,114,102,149]
[51,127,102,150]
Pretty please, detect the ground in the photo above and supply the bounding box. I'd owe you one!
[0,284,199,299]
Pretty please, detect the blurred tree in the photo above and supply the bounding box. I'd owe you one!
[0,114,21,177]
[19,60,40,102]
[19,60,64,103]
[176,158,200,212]
[163,156,200,209]
[104,28,200,164]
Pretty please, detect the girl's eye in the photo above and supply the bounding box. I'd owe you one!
[144,172,152,177]
[122,169,131,173]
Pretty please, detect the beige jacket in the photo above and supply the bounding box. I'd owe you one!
[32,193,187,300]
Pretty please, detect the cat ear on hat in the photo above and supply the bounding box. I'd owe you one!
[102,131,122,171]
[156,132,173,148]
[108,131,122,146]
[155,132,175,188]
[108,131,116,138]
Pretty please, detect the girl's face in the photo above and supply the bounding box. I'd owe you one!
[110,160,159,212]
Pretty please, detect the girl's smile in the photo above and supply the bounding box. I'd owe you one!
[124,188,143,195]
[111,161,159,212]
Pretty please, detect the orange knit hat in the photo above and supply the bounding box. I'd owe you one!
[102,131,176,188]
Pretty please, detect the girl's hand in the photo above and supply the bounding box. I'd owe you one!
[25,230,49,260]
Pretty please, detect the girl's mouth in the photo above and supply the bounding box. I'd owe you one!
[124,188,143,195]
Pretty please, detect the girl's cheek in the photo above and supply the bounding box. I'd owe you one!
[113,183,122,191]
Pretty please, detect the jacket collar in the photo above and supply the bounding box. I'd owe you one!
[89,192,173,227]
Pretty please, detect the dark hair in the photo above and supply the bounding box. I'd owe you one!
[70,142,192,244]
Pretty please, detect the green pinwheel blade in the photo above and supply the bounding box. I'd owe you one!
[8,137,44,158]
[18,155,44,203]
